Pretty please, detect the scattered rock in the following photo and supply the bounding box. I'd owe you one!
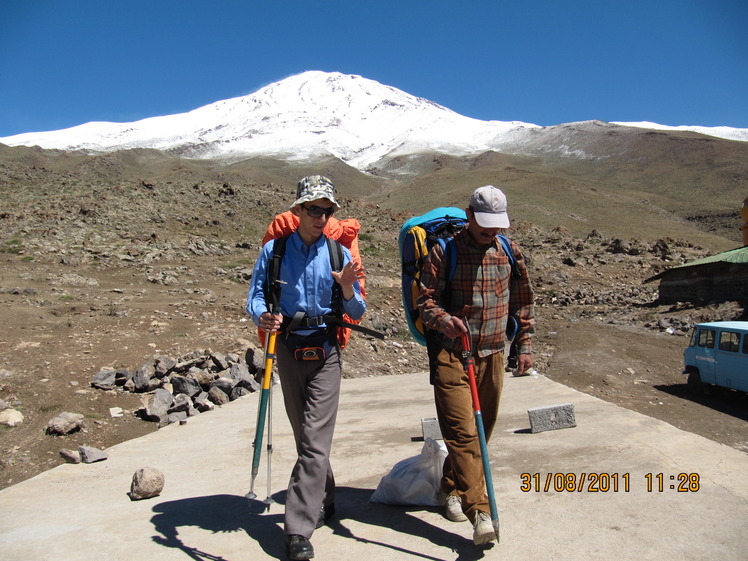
[85,348,264,428]
[78,445,107,463]
[167,393,193,414]
[154,355,177,377]
[0,408,24,427]
[210,376,234,395]
[91,369,117,390]
[171,375,202,397]
[208,385,230,406]
[59,449,82,463]
[134,360,160,392]
[129,466,165,500]
[53,272,100,287]
[46,412,86,435]
[231,386,251,400]
[194,391,215,412]
[140,388,174,424]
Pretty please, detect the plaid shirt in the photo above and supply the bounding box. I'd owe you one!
[417,228,535,358]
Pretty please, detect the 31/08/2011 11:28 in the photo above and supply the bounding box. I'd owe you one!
[519,472,701,493]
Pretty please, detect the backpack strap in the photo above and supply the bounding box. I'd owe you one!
[497,234,522,278]
[264,235,289,313]
[327,237,344,317]
[327,236,343,270]
[443,238,458,283]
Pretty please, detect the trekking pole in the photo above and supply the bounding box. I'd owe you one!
[460,318,500,543]
[263,377,275,507]
[246,328,277,503]
[246,267,285,505]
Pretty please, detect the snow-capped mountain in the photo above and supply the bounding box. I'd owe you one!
[1,71,746,172]
[0,72,538,170]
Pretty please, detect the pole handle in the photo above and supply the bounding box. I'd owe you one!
[460,320,482,411]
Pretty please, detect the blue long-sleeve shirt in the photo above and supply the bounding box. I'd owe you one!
[247,232,366,330]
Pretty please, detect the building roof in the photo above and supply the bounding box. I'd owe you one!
[679,245,748,267]
[644,245,748,283]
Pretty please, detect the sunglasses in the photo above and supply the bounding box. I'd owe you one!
[302,204,335,218]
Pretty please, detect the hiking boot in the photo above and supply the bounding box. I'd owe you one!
[286,534,314,560]
[439,491,467,522]
[472,511,496,545]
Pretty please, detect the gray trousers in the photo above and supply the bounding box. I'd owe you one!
[275,336,342,538]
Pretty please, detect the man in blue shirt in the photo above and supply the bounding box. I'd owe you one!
[247,175,366,560]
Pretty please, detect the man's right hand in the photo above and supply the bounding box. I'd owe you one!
[259,312,282,333]
[442,316,468,339]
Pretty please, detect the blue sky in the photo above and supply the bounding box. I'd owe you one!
[1,0,747,137]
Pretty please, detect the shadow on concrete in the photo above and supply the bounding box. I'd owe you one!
[150,493,285,560]
[149,487,493,561]
[328,487,491,561]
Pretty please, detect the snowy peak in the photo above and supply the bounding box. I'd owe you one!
[170,71,540,167]
[0,71,540,170]
[1,71,746,172]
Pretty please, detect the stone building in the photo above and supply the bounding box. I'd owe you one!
[645,246,748,304]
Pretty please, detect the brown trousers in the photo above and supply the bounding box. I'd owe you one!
[433,347,504,523]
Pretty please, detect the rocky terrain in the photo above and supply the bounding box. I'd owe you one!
[0,145,746,490]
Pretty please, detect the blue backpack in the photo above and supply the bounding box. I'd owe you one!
[399,207,517,346]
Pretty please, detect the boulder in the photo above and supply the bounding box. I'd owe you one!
[208,385,230,406]
[171,375,201,397]
[79,445,108,463]
[140,388,174,423]
[129,466,165,500]
[46,412,85,435]
[0,408,24,427]
[91,369,117,390]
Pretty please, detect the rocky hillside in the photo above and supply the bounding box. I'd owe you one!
[0,144,746,490]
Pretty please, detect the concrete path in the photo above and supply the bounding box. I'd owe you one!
[1,370,746,561]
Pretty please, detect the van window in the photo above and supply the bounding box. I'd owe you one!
[689,329,698,347]
[719,331,741,353]
[698,329,715,348]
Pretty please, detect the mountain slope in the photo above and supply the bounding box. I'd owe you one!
[3,71,746,175]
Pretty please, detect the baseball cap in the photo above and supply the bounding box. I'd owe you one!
[469,185,510,228]
[291,175,340,209]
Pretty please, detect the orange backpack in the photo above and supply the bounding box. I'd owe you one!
[259,211,366,349]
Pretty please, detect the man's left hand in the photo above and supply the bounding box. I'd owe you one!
[515,353,534,375]
[332,260,365,300]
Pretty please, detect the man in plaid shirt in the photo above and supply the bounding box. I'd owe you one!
[417,185,535,545]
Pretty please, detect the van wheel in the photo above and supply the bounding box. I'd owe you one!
[687,370,703,395]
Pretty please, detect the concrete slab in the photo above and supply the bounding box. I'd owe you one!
[527,402,576,432]
[0,370,746,560]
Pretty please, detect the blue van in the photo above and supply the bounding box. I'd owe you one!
[683,321,748,393]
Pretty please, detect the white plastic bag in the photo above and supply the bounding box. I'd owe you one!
[370,437,447,506]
